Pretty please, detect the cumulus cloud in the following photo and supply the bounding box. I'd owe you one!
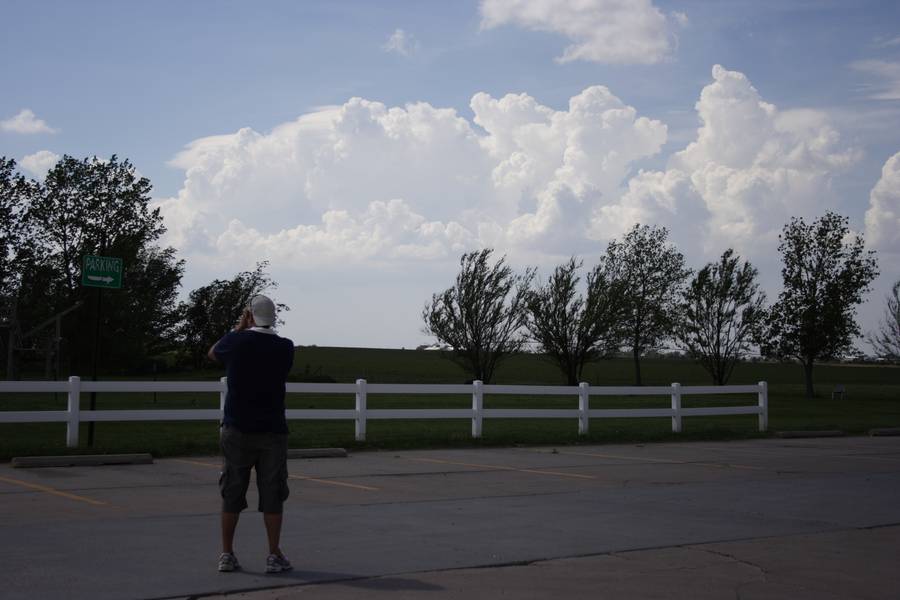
[865,151,900,252]
[383,28,418,56]
[479,0,678,64]
[158,85,668,266]
[159,64,867,345]
[1,109,56,134]
[851,59,900,100]
[20,150,61,177]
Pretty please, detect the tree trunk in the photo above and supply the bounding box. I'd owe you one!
[633,347,642,386]
[803,359,815,398]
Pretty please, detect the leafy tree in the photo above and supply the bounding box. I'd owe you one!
[13,155,182,374]
[177,262,288,368]
[603,224,690,385]
[676,249,766,385]
[423,249,534,383]
[760,212,879,397]
[526,257,627,385]
[868,280,900,359]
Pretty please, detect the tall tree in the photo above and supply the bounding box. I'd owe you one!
[760,212,879,397]
[526,257,627,385]
[676,249,767,385]
[16,155,182,374]
[423,249,534,383]
[177,262,288,368]
[0,158,36,378]
[868,280,900,359]
[603,224,690,385]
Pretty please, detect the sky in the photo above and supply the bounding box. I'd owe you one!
[2,0,899,350]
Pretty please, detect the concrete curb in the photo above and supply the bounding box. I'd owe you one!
[869,427,900,436]
[11,453,154,468]
[287,447,347,459]
[774,430,844,439]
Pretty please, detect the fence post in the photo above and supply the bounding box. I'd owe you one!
[758,381,768,432]
[66,376,81,448]
[219,376,227,412]
[355,379,367,442]
[578,382,590,435]
[671,382,682,433]
[472,380,483,438]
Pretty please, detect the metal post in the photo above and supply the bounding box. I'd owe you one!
[578,382,590,435]
[671,382,682,433]
[472,380,483,439]
[87,286,102,446]
[67,376,81,448]
[758,381,768,432]
[355,379,367,442]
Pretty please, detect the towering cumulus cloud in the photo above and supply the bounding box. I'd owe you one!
[865,152,900,253]
[158,65,858,275]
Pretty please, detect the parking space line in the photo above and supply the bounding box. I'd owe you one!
[406,457,596,480]
[540,450,765,471]
[170,458,379,491]
[0,474,108,506]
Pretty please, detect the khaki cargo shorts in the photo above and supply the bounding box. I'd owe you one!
[219,425,289,514]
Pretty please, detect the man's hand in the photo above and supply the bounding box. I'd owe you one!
[235,308,254,331]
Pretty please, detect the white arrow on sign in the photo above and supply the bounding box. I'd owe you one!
[87,275,114,284]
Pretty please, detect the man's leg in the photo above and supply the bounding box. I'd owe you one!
[263,513,283,556]
[222,512,240,554]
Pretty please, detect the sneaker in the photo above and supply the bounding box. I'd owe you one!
[266,553,293,573]
[218,552,240,572]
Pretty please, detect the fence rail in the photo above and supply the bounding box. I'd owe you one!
[0,377,768,447]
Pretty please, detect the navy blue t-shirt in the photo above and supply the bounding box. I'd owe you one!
[214,329,294,433]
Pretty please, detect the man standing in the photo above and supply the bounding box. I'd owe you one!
[208,295,295,573]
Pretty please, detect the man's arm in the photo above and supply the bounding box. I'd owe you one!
[208,308,254,363]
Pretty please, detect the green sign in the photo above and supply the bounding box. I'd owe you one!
[82,255,123,289]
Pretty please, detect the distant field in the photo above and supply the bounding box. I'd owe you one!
[1,347,898,459]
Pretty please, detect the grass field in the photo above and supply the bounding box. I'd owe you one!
[1,346,898,460]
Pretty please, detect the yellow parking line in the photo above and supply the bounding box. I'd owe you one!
[0,475,108,506]
[171,459,379,491]
[407,456,596,480]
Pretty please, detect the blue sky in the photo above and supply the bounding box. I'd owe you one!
[3,0,899,348]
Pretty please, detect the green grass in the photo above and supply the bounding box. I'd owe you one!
[1,348,898,460]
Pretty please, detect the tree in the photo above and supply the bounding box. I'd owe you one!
[676,249,766,385]
[868,280,900,359]
[603,224,690,385]
[0,158,36,377]
[526,257,627,385]
[13,155,182,374]
[177,262,288,367]
[423,249,534,383]
[760,212,879,397]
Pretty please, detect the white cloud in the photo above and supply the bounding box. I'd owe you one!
[851,59,900,100]
[479,0,678,65]
[1,109,57,134]
[158,65,863,346]
[20,150,60,177]
[383,28,418,56]
[865,151,900,253]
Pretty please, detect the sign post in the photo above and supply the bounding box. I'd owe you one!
[82,255,123,446]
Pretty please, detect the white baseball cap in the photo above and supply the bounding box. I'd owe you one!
[250,295,276,327]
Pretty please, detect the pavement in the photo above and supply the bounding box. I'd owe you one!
[1,436,899,599]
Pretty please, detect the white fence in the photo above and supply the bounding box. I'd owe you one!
[0,377,768,448]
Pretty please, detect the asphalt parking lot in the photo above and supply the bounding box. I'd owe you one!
[1,436,899,600]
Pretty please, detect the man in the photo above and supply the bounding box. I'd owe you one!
[207,294,295,573]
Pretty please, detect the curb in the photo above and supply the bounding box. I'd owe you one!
[287,447,347,459]
[774,430,844,439]
[869,427,900,437]
[11,453,154,468]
